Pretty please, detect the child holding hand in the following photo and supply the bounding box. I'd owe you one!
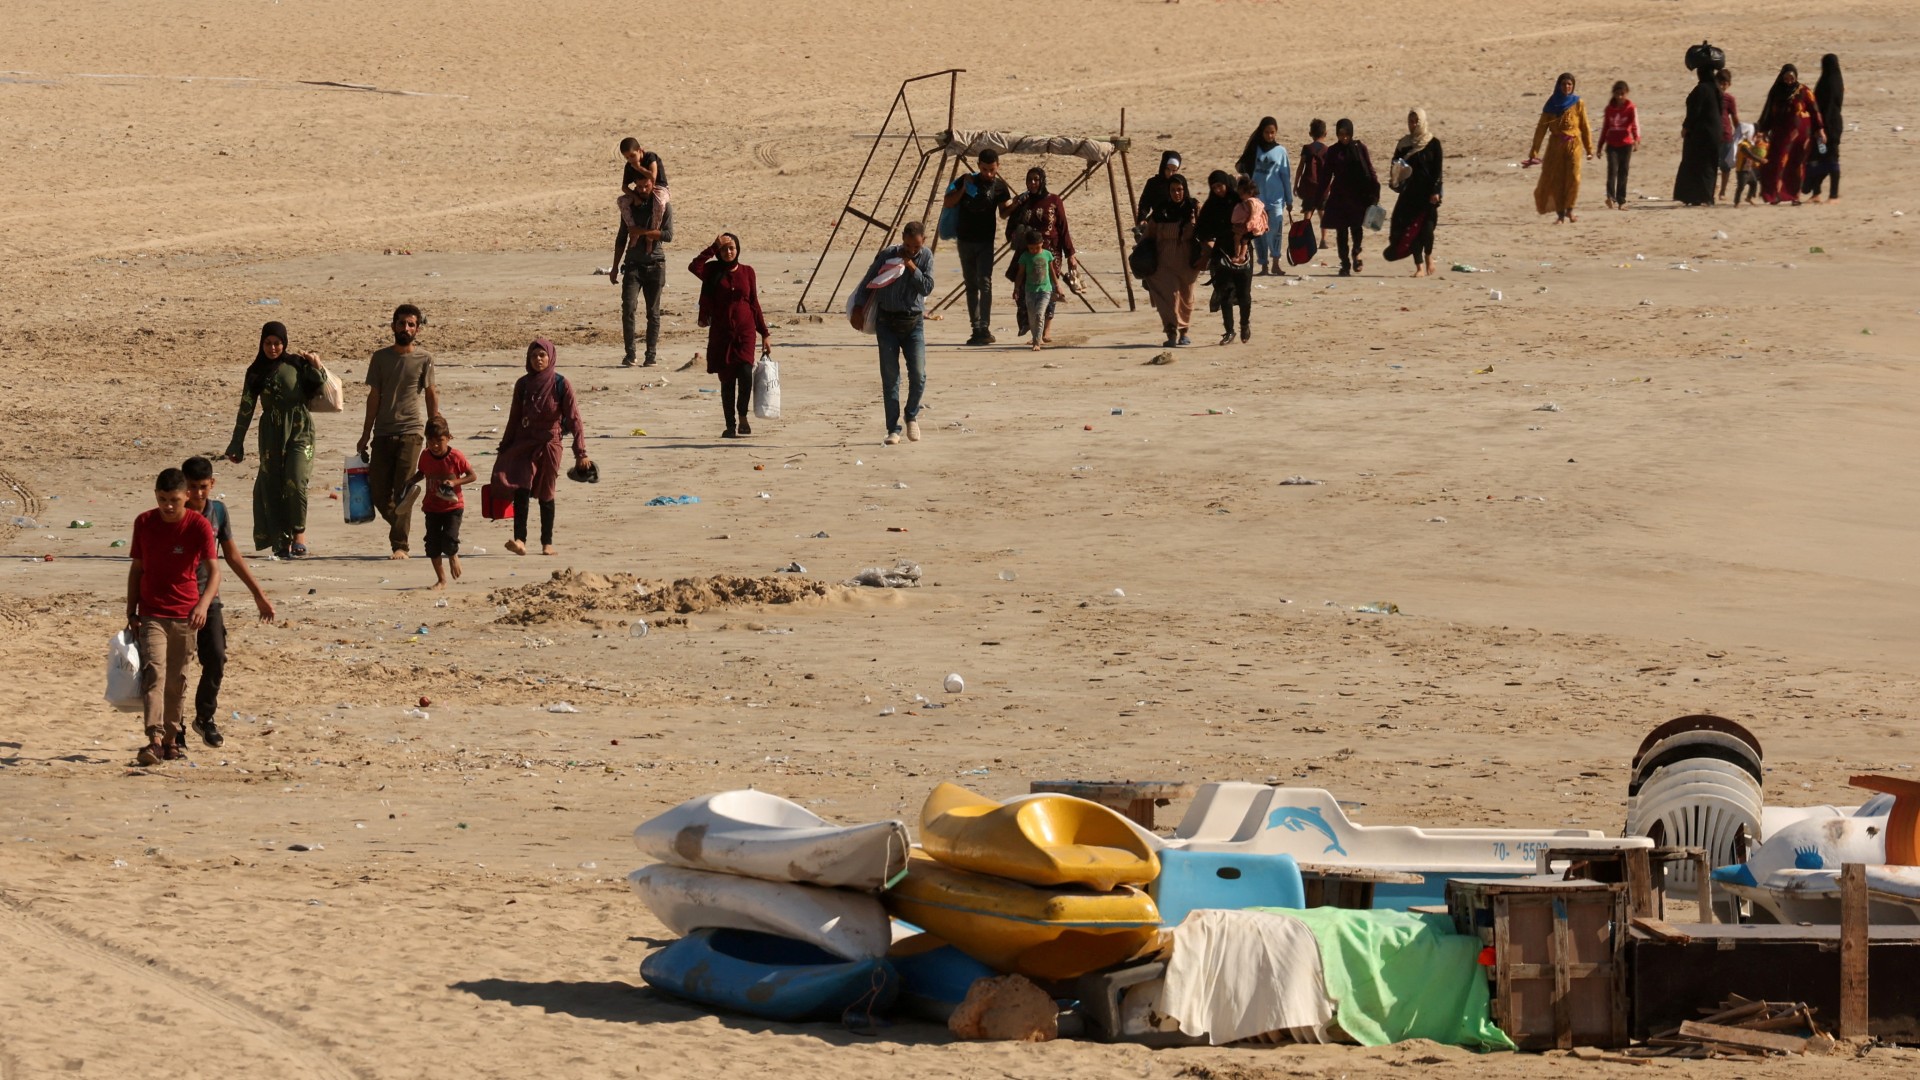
[406,415,476,589]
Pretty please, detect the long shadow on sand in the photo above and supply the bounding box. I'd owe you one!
[450,978,947,1043]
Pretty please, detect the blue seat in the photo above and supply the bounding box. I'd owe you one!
[1151,849,1305,925]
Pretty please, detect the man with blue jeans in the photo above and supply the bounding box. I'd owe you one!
[943,148,1011,346]
[856,221,935,445]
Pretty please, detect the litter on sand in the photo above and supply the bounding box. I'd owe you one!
[645,495,701,506]
[850,561,921,588]
[1353,601,1401,614]
[1278,476,1324,486]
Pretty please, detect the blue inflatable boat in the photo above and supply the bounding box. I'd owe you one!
[640,928,899,1023]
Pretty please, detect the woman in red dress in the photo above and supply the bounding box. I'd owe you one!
[1757,63,1826,205]
[689,233,771,438]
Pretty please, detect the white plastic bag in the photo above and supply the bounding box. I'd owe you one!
[308,365,345,413]
[754,357,781,420]
[1363,204,1386,232]
[845,287,878,335]
[105,629,144,712]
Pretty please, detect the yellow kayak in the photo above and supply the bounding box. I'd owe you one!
[919,782,1160,890]
[884,853,1163,980]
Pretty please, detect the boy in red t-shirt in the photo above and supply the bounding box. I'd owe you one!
[126,468,220,765]
[405,415,476,590]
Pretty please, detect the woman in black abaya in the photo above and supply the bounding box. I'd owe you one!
[1674,43,1726,206]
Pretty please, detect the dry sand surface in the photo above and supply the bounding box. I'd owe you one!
[5,0,1920,1076]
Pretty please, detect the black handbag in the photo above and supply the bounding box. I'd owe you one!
[1128,237,1158,279]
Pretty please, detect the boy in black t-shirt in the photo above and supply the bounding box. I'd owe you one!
[942,147,1012,345]
[182,456,276,749]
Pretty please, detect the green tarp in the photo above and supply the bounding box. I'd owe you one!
[1251,907,1515,1051]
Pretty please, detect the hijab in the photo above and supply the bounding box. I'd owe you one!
[1198,169,1237,237]
[1157,149,1182,175]
[244,320,290,398]
[1395,108,1433,156]
[1815,53,1844,117]
[1236,116,1279,175]
[1543,72,1579,115]
[1024,166,1049,199]
[521,338,559,400]
[700,233,743,310]
[1759,64,1802,130]
[1148,175,1194,222]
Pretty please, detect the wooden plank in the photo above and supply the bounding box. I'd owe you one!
[1678,1020,1809,1055]
[1631,917,1691,944]
[1493,893,1515,1042]
[1840,862,1869,1039]
[1692,849,1714,923]
[1625,848,1654,918]
[1551,897,1574,1051]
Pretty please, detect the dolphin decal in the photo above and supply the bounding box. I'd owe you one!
[1267,806,1349,856]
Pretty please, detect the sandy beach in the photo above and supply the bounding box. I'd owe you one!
[4,0,1920,1076]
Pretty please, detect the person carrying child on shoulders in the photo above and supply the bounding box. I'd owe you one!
[406,415,476,589]
[127,468,220,765]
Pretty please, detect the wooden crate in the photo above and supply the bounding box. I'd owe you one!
[1447,876,1629,1050]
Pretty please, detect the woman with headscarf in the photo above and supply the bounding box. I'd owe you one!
[1674,45,1726,205]
[223,321,326,558]
[1529,73,1593,223]
[1002,167,1076,343]
[1142,174,1200,347]
[1388,108,1444,278]
[1757,63,1827,205]
[689,232,771,438]
[493,339,590,556]
[1135,150,1183,224]
[1195,171,1240,341]
[1318,119,1380,276]
[1803,54,1844,202]
[1237,117,1292,275]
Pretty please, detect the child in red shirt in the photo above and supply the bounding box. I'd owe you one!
[405,414,476,589]
[126,468,219,765]
[1600,81,1640,211]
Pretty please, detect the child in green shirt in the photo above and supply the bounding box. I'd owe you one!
[1012,229,1055,351]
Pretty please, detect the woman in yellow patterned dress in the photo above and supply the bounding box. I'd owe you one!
[1530,73,1594,223]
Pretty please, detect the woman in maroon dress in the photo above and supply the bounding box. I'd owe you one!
[1318,118,1381,276]
[1002,167,1076,343]
[494,338,589,556]
[689,233,771,438]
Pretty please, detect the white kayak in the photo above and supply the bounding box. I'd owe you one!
[627,864,893,961]
[1717,865,1920,926]
[632,789,910,892]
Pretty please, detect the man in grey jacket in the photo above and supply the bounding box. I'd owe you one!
[610,172,674,367]
[854,221,935,445]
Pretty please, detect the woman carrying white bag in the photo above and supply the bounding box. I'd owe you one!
[688,233,772,439]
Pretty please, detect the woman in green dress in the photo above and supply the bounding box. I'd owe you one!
[224,321,325,558]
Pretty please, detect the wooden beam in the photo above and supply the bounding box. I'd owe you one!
[1840,862,1869,1039]
[1678,1020,1809,1055]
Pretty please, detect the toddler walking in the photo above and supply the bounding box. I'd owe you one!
[1734,125,1766,206]
[405,415,476,589]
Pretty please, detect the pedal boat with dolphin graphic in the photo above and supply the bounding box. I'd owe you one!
[1155,784,1652,907]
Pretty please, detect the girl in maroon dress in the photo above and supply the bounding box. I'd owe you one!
[689,233,771,438]
[494,338,589,556]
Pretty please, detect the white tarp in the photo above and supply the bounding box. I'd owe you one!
[940,130,1114,166]
[1157,908,1335,1045]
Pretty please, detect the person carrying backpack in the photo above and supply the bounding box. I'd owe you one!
[494,338,591,556]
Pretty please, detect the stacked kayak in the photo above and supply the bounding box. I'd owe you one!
[883,784,1163,981]
[628,791,907,1021]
